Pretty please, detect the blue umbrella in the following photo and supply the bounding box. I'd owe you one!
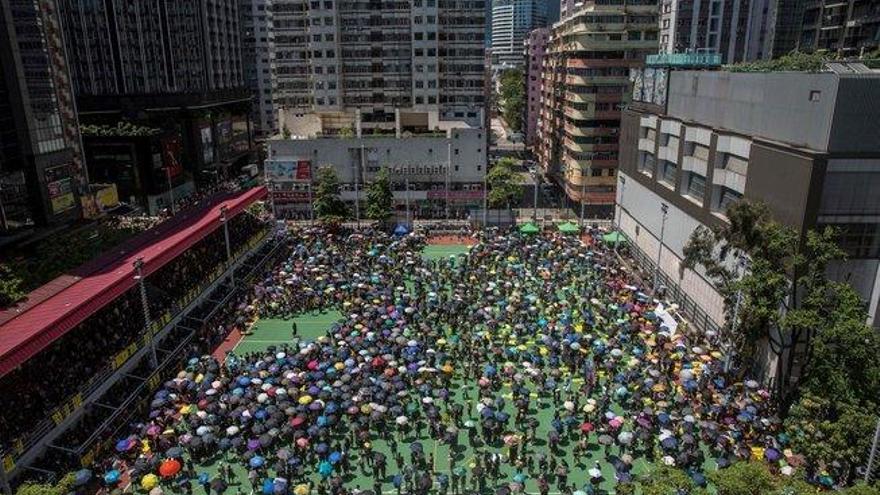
[198,473,211,484]
[393,224,409,236]
[250,455,266,468]
[328,451,342,464]
[318,461,333,478]
[115,438,134,452]
[103,470,120,485]
[262,479,275,495]
[661,437,678,449]
[74,469,92,486]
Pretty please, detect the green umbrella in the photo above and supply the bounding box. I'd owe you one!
[557,222,580,234]
[602,231,626,244]
[519,222,540,235]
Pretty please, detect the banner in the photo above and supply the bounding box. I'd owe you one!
[162,135,183,177]
[426,190,483,200]
[296,160,311,181]
[267,160,311,182]
[48,178,75,214]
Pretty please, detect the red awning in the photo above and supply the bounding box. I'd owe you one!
[0,186,267,378]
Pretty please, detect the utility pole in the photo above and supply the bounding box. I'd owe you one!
[405,176,411,228]
[653,202,669,295]
[220,206,234,285]
[446,142,452,221]
[356,145,363,227]
[134,258,159,368]
[579,164,590,227]
[532,168,539,222]
[614,175,626,255]
[482,168,488,227]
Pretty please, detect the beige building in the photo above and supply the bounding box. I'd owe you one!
[535,0,657,217]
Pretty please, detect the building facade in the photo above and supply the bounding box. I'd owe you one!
[491,0,548,71]
[266,128,487,219]
[657,0,769,63]
[535,0,658,218]
[616,67,880,344]
[272,0,486,137]
[0,0,84,230]
[56,0,254,186]
[798,0,880,56]
[241,0,277,137]
[524,28,549,146]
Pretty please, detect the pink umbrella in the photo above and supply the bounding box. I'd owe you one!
[296,438,309,448]
[146,425,162,437]
[609,418,623,429]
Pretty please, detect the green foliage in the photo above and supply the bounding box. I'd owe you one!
[312,166,348,221]
[2,217,159,304]
[786,393,878,484]
[0,263,26,308]
[365,167,393,222]
[80,121,161,137]
[498,69,525,132]
[841,484,880,495]
[487,158,522,209]
[638,465,703,495]
[727,51,831,73]
[772,476,819,495]
[709,461,777,495]
[282,126,291,139]
[15,472,76,495]
[338,126,355,138]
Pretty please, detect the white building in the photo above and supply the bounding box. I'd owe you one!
[491,0,548,71]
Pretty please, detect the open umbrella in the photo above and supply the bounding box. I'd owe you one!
[103,470,120,485]
[74,469,92,486]
[250,456,266,468]
[159,459,182,478]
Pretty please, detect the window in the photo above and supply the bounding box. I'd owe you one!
[638,151,655,176]
[713,186,742,214]
[662,19,670,28]
[717,153,748,175]
[660,160,677,187]
[683,172,706,201]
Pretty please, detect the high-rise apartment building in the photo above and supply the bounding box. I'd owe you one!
[0,0,84,229]
[242,0,277,137]
[272,0,486,137]
[535,0,658,217]
[491,0,548,71]
[524,28,549,146]
[658,0,772,63]
[798,0,880,56]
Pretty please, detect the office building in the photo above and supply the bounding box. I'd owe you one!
[524,28,549,146]
[491,0,548,71]
[616,65,880,342]
[0,0,84,230]
[266,127,487,219]
[535,0,658,217]
[798,0,880,56]
[272,0,486,137]
[242,0,278,137]
[56,0,254,189]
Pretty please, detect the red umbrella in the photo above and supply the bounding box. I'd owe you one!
[159,459,181,478]
[372,356,385,368]
[580,422,594,433]
[290,416,306,427]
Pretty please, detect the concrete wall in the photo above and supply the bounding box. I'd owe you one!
[667,71,840,151]
[617,172,727,326]
[743,142,823,231]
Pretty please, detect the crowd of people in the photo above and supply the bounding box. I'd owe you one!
[0,210,268,453]
[77,226,794,495]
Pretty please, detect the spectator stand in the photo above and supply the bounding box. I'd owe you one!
[0,189,271,489]
[7,227,276,489]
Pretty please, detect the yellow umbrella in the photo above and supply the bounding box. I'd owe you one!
[294,484,310,495]
[298,395,313,405]
[141,474,159,490]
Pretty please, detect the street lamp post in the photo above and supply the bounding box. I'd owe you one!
[405,176,411,228]
[614,175,626,255]
[653,202,669,295]
[133,258,159,368]
[220,206,234,285]
[263,163,277,218]
[532,169,539,222]
[165,167,176,215]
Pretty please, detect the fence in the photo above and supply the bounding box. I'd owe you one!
[622,236,722,337]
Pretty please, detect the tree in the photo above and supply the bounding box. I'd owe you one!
[0,263,25,308]
[637,465,704,495]
[312,165,348,222]
[365,167,393,223]
[15,472,75,495]
[486,158,522,209]
[681,201,857,400]
[497,69,525,132]
[709,461,777,495]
